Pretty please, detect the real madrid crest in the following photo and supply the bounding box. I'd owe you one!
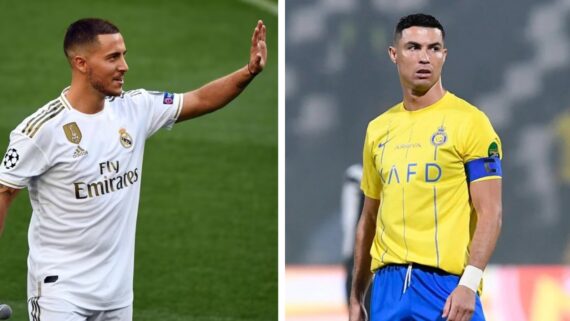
[430,126,447,146]
[119,128,133,148]
[63,122,82,144]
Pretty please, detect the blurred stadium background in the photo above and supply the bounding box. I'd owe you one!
[0,0,277,320]
[285,0,570,320]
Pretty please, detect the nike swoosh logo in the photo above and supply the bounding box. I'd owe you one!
[378,137,393,148]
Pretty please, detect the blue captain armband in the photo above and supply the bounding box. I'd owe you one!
[465,157,502,182]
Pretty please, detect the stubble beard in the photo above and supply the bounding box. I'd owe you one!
[87,69,122,97]
[409,74,437,96]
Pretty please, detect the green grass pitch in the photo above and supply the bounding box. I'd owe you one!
[0,0,277,320]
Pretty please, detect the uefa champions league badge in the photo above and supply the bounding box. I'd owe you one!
[430,126,447,147]
[119,128,133,149]
[163,92,174,105]
[3,148,19,169]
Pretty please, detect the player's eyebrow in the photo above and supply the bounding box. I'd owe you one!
[404,41,443,48]
[104,50,127,59]
[404,41,421,47]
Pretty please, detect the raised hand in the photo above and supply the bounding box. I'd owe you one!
[248,20,267,76]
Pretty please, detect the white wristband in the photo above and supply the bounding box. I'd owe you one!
[458,265,483,292]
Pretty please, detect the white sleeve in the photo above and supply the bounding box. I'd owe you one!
[138,90,184,138]
[0,132,50,189]
[340,164,363,259]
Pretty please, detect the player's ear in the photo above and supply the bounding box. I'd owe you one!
[442,47,448,63]
[72,55,88,73]
[388,46,397,64]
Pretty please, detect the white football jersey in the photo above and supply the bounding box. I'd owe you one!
[0,88,183,310]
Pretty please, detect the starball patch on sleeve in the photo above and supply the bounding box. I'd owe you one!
[3,148,19,169]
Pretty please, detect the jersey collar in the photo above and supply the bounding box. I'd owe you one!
[59,87,73,110]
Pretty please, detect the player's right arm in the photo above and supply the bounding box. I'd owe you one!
[0,124,50,236]
[0,184,20,236]
[348,196,380,321]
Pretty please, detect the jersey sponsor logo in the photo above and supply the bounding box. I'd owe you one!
[74,160,139,199]
[119,128,133,148]
[3,148,19,169]
[430,126,448,147]
[488,141,500,158]
[379,162,442,184]
[73,169,139,199]
[63,122,82,144]
[163,92,174,105]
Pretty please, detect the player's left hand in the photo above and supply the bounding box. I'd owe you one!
[442,285,476,321]
[248,20,267,75]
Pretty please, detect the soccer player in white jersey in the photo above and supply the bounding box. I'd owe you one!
[0,18,267,321]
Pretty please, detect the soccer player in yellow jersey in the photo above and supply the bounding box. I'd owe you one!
[349,14,502,321]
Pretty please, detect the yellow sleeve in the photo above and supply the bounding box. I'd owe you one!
[458,110,503,163]
[360,127,382,199]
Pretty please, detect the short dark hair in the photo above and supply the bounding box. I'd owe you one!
[63,18,120,58]
[394,13,445,43]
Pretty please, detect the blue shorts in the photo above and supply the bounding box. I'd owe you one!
[370,264,485,321]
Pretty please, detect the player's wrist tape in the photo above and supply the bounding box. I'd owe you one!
[459,265,483,292]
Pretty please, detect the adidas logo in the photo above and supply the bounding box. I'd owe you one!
[73,146,88,158]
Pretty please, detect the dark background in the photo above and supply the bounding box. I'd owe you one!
[286,0,570,265]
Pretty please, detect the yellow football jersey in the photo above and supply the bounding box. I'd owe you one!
[361,92,502,276]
